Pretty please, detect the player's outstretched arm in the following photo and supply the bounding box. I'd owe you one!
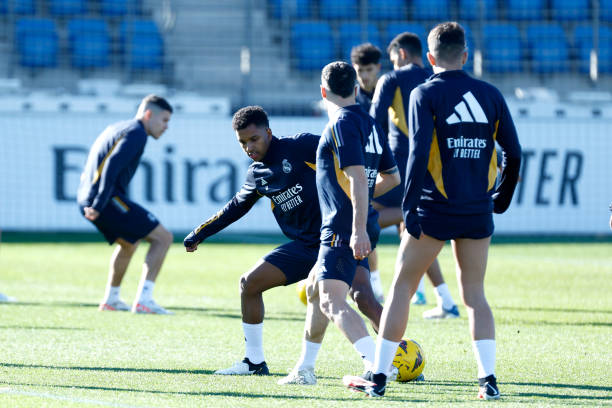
[373,166,400,198]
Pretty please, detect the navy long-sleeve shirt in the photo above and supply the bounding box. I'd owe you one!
[189,134,322,245]
[403,70,522,237]
[77,119,148,212]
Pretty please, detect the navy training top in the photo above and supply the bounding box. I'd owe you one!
[77,119,148,212]
[190,133,322,245]
[317,104,396,247]
[356,86,375,113]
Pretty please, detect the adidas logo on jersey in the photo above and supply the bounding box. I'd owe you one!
[446,91,488,125]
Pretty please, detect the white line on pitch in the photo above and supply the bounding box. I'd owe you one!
[0,387,146,408]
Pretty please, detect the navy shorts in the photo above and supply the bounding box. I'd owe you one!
[81,195,159,245]
[315,245,369,287]
[263,240,320,285]
[420,212,494,241]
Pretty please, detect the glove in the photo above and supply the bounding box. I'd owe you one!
[183,230,201,248]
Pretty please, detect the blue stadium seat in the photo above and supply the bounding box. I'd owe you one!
[0,0,6,14]
[368,0,406,20]
[291,22,334,71]
[411,0,450,21]
[482,23,522,73]
[463,24,475,72]
[339,22,381,62]
[602,0,612,21]
[526,23,569,73]
[270,0,311,18]
[68,18,110,68]
[15,18,58,67]
[101,0,138,16]
[458,0,497,20]
[7,0,36,14]
[551,0,589,21]
[506,0,545,20]
[574,25,612,73]
[320,0,358,19]
[120,20,164,70]
[385,22,426,48]
[49,0,87,16]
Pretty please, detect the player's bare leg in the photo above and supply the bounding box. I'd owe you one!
[349,265,382,333]
[99,238,138,311]
[132,224,173,314]
[452,236,498,399]
[422,258,460,319]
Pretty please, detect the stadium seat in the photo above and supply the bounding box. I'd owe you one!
[101,0,138,16]
[49,0,87,16]
[339,22,381,62]
[573,25,612,73]
[7,0,36,14]
[385,22,427,62]
[68,18,110,68]
[15,18,58,68]
[551,0,589,21]
[526,23,570,73]
[320,0,358,19]
[0,0,5,14]
[482,23,522,73]
[120,20,164,70]
[463,24,476,72]
[367,0,406,20]
[411,0,451,21]
[291,21,334,71]
[269,0,311,19]
[458,0,497,20]
[506,0,545,20]
[602,0,612,21]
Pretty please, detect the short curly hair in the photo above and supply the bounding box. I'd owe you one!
[232,106,269,131]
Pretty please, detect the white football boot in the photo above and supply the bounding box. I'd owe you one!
[99,299,130,311]
[215,358,269,375]
[132,298,173,315]
[0,293,16,303]
[277,367,316,385]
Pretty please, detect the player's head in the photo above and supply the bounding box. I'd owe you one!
[136,94,173,139]
[320,61,357,103]
[427,22,467,70]
[387,32,423,69]
[232,105,273,162]
[350,43,382,93]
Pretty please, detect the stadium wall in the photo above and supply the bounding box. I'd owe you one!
[1,111,610,236]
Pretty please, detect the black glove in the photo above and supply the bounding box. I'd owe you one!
[183,230,201,248]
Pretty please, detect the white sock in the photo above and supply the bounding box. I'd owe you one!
[353,336,376,368]
[243,322,265,364]
[104,286,120,303]
[296,339,321,370]
[374,337,400,375]
[434,283,455,310]
[370,270,380,282]
[472,339,496,378]
[136,280,155,302]
[416,276,425,294]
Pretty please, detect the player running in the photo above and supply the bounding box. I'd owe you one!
[345,22,521,399]
[370,32,459,317]
[77,95,174,315]
[279,62,400,385]
[183,106,384,377]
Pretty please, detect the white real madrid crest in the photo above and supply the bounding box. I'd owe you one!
[282,159,292,174]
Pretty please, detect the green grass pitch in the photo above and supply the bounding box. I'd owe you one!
[1,241,611,407]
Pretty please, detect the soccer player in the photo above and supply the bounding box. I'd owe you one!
[346,22,522,399]
[278,62,400,385]
[351,42,382,113]
[77,94,174,315]
[370,32,459,318]
[183,106,384,376]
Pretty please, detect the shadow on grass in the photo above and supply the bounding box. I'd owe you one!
[0,363,213,375]
[496,305,612,315]
[0,325,90,331]
[499,319,612,328]
[0,381,426,402]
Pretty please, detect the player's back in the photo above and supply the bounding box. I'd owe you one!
[317,105,392,246]
[410,69,520,215]
[77,119,147,207]
[371,64,429,157]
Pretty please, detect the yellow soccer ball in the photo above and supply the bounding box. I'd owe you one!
[392,339,425,382]
[296,280,307,305]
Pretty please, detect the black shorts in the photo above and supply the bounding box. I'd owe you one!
[420,212,494,241]
[263,240,320,285]
[81,195,159,244]
[315,245,369,287]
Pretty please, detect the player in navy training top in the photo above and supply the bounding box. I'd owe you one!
[77,94,174,315]
[351,43,382,113]
[280,62,400,385]
[350,22,522,400]
[370,32,460,316]
[183,106,384,377]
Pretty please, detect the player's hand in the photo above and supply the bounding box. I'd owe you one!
[350,229,371,260]
[183,231,201,252]
[83,207,100,221]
